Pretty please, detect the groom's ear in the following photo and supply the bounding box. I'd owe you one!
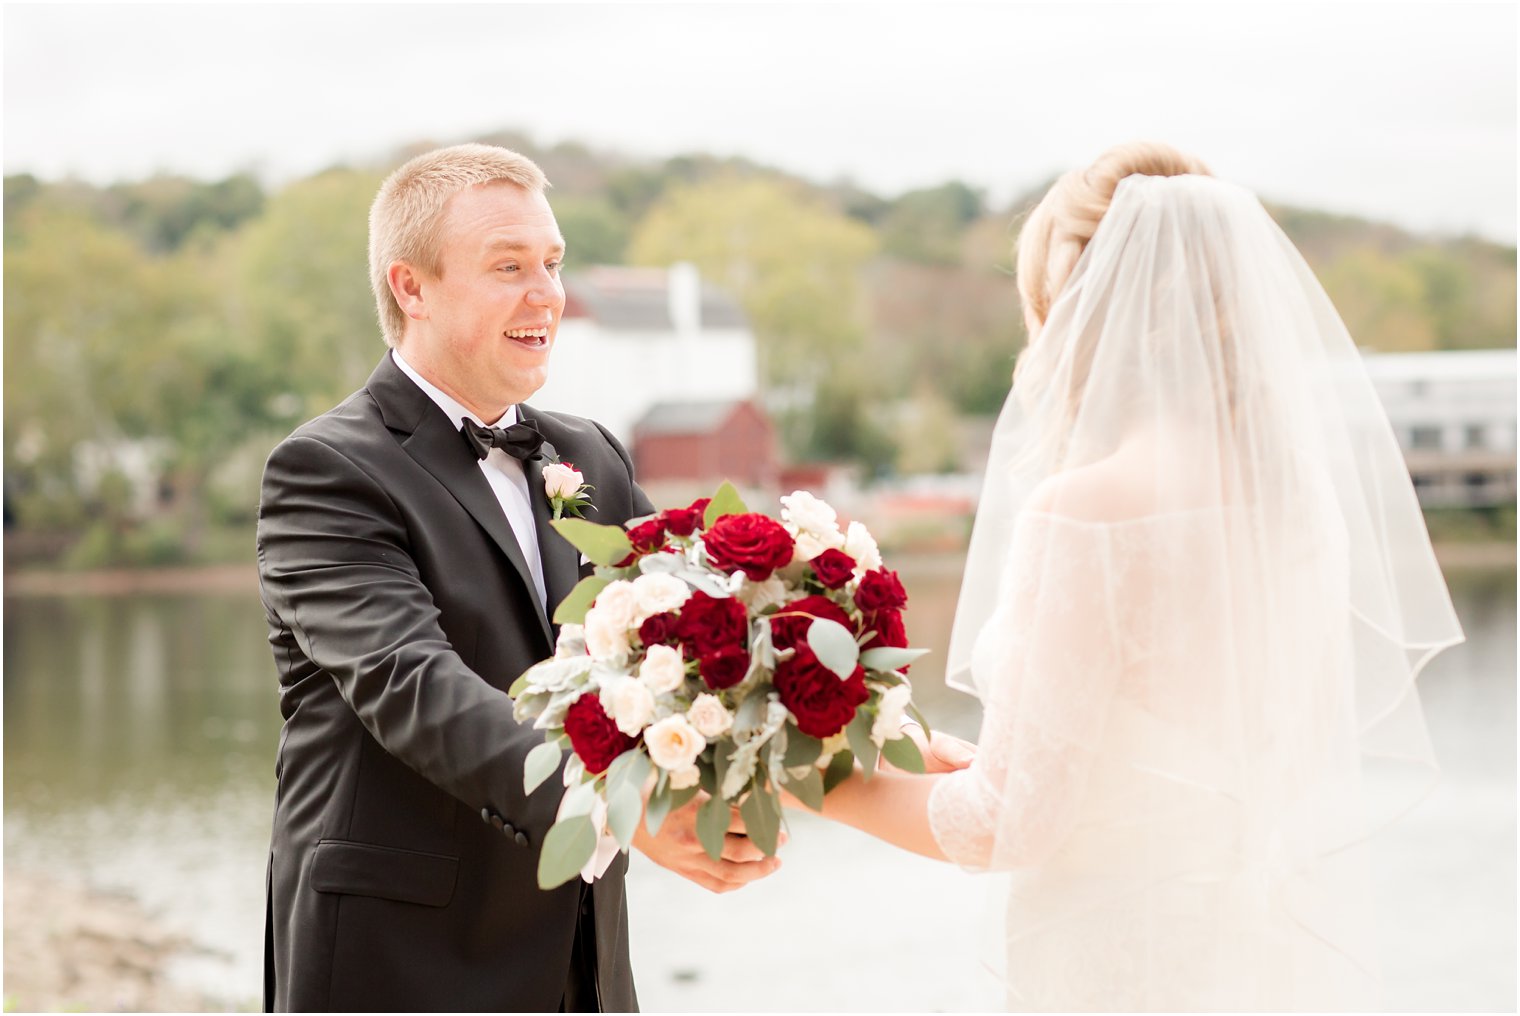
[388,261,429,322]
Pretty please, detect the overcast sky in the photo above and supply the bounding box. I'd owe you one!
[4,2,1516,241]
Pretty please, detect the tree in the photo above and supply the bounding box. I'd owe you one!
[628,175,880,459]
[230,167,386,415]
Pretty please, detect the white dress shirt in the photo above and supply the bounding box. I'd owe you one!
[391,349,549,616]
[393,351,620,880]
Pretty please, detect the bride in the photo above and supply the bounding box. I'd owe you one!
[807,142,1464,1010]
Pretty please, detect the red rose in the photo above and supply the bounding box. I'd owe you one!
[677,591,749,657]
[698,646,750,690]
[627,518,669,555]
[769,594,855,651]
[661,497,712,538]
[563,693,637,775]
[702,512,795,581]
[864,608,910,670]
[809,548,856,590]
[638,611,681,648]
[773,645,870,739]
[855,568,908,612]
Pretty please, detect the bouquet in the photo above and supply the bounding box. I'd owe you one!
[510,482,933,889]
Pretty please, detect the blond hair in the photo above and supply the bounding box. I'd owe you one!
[1015,142,1211,334]
[368,143,550,347]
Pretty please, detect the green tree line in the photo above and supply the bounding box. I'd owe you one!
[5,134,1515,566]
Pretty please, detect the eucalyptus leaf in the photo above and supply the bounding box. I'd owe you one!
[552,576,610,625]
[823,749,856,793]
[781,728,823,768]
[668,784,700,814]
[739,786,782,856]
[786,766,825,812]
[696,793,731,861]
[606,748,652,801]
[523,740,564,795]
[551,518,634,567]
[698,760,718,796]
[879,734,926,773]
[846,712,879,777]
[536,815,597,890]
[703,480,748,527]
[858,646,931,672]
[636,553,682,575]
[606,780,644,849]
[808,619,860,679]
[907,703,934,741]
[558,779,598,819]
[643,782,673,837]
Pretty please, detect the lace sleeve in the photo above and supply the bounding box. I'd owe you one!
[928,514,1124,870]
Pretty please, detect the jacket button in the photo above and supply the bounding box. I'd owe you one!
[514,831,529,847]
[490,815,504,831]
[480,807,492,824]
[501,821,516,837]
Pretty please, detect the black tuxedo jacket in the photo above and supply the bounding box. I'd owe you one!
[256,354,653,1012]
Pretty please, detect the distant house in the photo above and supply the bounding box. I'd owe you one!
[1363,349,1517,508]
[529,263,760,444]
[632,399,779,489]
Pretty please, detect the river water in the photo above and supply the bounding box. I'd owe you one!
[3,557,1514,1011]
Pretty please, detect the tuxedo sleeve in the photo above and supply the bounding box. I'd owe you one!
[256,432,543,824]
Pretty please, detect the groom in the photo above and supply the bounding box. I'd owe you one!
[254,144,784,1012]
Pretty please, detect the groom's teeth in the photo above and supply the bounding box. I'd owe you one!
[506,328,548,339]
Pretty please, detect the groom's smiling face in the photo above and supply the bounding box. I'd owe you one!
[401,181,566,421]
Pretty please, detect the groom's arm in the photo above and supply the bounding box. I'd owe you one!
[257,432,545,828]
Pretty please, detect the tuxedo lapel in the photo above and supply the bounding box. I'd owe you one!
[366,355,553,645]
[519,412,586,628]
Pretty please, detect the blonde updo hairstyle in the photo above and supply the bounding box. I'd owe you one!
[1016,142,1211,337]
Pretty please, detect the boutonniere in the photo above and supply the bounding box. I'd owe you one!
[543,461,595,520]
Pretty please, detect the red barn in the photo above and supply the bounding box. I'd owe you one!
[632,399,779,489]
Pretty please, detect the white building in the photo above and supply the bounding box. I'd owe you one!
[1362,348,1517,508]
[530,263,759,444]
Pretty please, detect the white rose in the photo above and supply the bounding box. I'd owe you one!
[844,521,882,573]
[736,574,789,613]
[554,622,587,660]
[631,572,691,620]
[792,530,844,563]
[583,605,630,660]
[668,765,702,790]
[601,677,656,736]
[639,644,686,695]
[542,462,584,499]
[870,683,914,747]
[592,580,640,630]
[780,490,839,536]
[686,693,734,739]
[644,714,707,772]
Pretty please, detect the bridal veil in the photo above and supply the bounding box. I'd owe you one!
[931,173,1463,1010]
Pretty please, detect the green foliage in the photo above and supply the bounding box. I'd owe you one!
[628,174,879,457]
[2,140,1513,566]
[879,181,984,265]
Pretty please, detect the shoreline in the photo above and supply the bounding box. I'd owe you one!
[2,867,230,1012]
[3,541,1513,597]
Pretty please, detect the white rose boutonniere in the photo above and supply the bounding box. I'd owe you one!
[543,461,594,520]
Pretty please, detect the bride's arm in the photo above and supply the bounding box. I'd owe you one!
[807,767,952,861]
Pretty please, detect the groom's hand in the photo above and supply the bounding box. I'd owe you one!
[631,795,785,894]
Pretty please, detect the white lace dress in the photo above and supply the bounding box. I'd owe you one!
[928,511,1382,1012]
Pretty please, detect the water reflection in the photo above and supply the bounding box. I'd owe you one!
[2,559,1514,1009]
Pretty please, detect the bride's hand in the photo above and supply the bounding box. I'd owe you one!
[887,722,976,774]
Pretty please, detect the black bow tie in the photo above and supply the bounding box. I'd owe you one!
[460,418,545,462]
